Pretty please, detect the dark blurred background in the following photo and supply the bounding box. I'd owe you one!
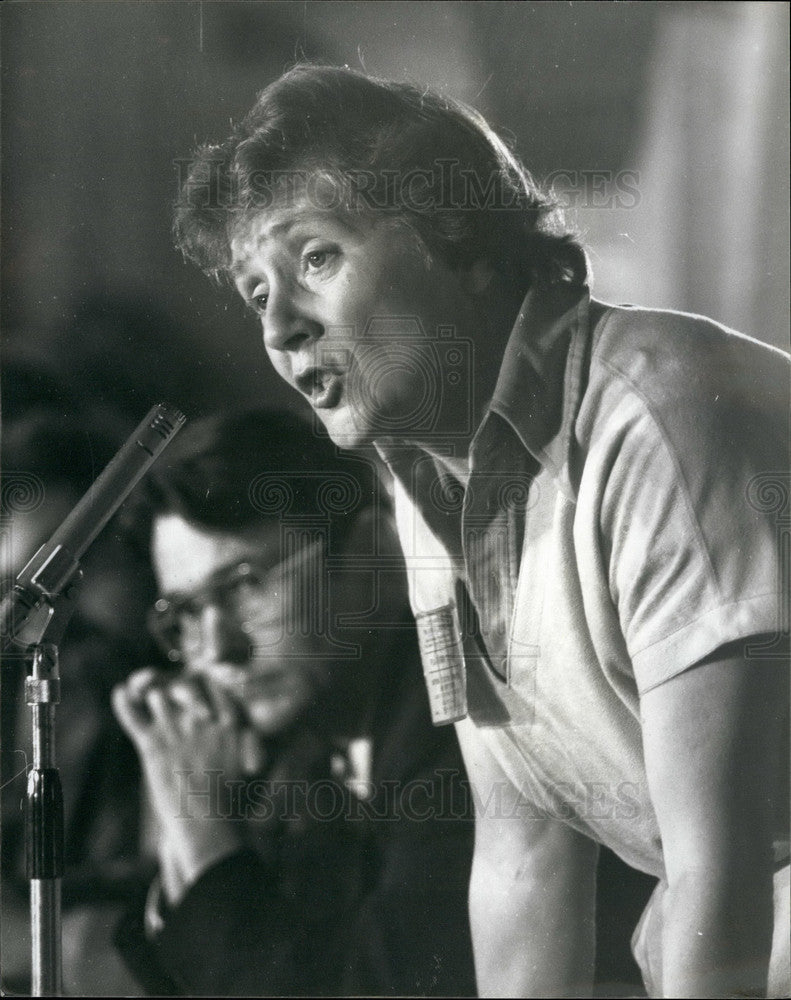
[2,0,788,426]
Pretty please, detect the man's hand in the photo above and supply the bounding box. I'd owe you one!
[112,668,263,904]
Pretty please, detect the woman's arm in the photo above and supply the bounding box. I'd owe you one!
[456,719,599,998]
[640,639,786,998]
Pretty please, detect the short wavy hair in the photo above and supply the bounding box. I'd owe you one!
[173,64,588,289]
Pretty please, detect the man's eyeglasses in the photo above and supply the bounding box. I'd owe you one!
[148,537,326,662]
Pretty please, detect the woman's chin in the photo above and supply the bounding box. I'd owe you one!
[316,405,375,449]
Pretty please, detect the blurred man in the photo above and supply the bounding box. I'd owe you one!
[111,408,476,996]
[172,66,789,998]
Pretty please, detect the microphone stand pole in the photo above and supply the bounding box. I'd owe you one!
[26,642,64,997]
[16,580,80,997]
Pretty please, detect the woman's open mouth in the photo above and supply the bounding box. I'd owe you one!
[295,366,344,409]
[313,371,343,408]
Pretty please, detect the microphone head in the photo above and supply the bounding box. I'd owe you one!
[137,403,188,458]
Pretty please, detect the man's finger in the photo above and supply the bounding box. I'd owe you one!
[168,676,215,723]
[144,683,178,732]
[125,666,169,701]
[111,684,153,738]
[202,681,240,731]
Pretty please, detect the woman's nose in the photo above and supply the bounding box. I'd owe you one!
[262,281,322,354]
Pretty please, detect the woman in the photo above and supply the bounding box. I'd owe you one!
[171,67,789,998]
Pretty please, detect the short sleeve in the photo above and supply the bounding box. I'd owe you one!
[590,328,789,694]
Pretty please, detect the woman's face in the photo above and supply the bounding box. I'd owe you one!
[230,200,479,449]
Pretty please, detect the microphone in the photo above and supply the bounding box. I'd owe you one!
[1,402,187,649]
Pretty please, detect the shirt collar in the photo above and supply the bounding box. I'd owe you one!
[477,281,592,497]
[377,281,593,498]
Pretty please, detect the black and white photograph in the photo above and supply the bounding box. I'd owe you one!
[1,2,789,997]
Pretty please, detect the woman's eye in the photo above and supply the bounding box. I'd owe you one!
[250,292,268,315]
[304,248,334,271]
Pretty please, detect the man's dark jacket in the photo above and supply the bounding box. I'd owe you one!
[115,628,477,997]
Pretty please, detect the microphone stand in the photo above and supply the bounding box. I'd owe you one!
[15,573,81,996]
[0,402,186,996]
[27,642,64,997]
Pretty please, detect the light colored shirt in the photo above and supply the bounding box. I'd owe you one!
[378,281,789,877]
